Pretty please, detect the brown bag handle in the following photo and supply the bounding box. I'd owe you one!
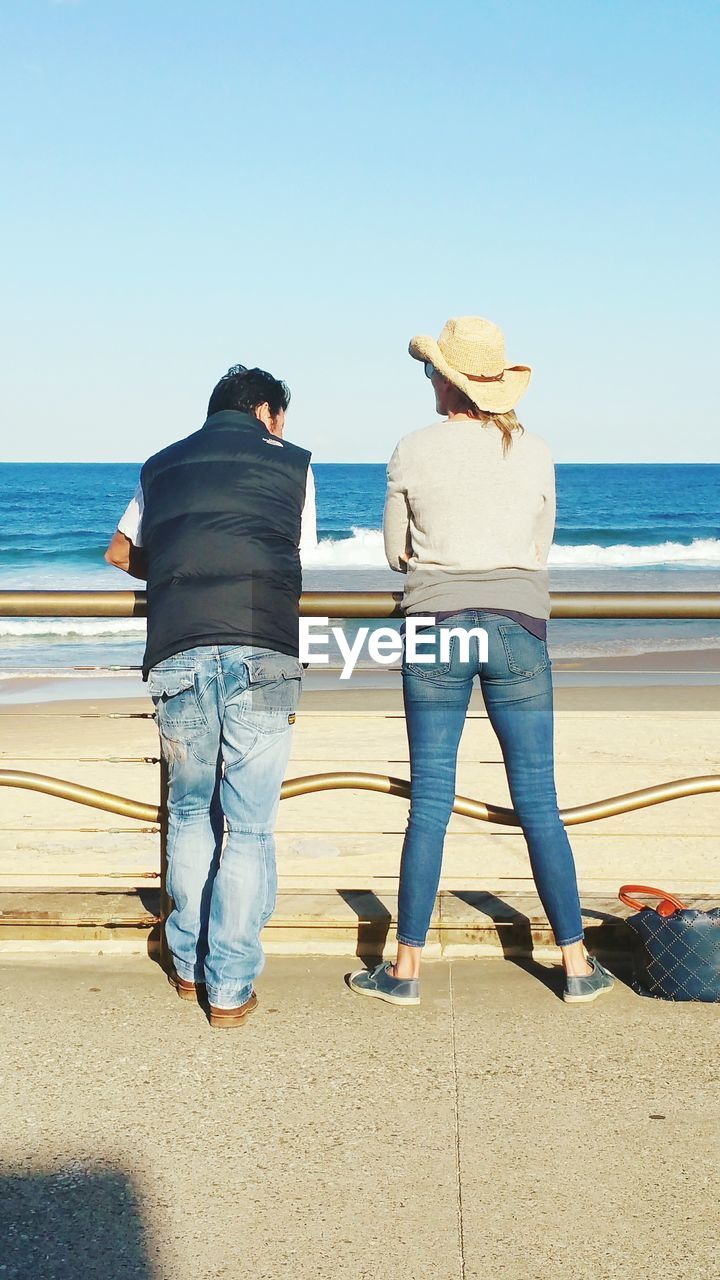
[619,884,688,914]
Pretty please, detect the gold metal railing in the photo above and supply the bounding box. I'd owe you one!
[3,767,720,829]
[2,590,720,935]
[3,588,720,618]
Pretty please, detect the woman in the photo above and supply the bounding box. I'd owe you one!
[349,316,614,1006]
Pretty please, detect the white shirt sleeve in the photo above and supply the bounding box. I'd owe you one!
[299,465,317,555]
[117,483,144,548]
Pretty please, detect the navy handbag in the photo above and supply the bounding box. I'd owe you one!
[619,885,720,1003]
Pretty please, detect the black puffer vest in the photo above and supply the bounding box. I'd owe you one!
[140,411,311,676]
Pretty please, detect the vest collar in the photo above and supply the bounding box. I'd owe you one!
[202,410,262,431]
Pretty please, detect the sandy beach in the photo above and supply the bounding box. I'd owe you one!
[4,639,720,706]
[2,666,720,906]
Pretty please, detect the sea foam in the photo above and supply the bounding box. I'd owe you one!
[302,529,720,571]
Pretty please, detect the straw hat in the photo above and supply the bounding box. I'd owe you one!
[409,316,531,413]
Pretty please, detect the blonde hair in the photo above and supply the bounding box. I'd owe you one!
[444,382,524,453]
[475,408,524,454]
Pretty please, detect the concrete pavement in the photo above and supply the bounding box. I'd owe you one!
[0,954,717,1280]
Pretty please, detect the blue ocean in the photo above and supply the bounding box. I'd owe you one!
[2,462,720,677]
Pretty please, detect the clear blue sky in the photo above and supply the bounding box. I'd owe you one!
[1,0,718,463]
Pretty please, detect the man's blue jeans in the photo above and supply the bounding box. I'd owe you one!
[149,645,302,1009]
[398,611,584,949]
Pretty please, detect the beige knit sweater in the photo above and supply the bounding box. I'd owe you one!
[383,419,556,618]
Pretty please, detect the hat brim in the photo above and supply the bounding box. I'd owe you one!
[409,334,531,414]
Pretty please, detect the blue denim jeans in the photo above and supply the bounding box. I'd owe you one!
[149,644,302,1008]
[398,611,584,948]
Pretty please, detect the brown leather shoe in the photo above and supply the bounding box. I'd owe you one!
[167,969,204,1002]
[208,992,258,1028]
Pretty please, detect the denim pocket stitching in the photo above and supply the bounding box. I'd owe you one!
[497,624,548,679]
[244,655,304,685]
[242,675,301,735]
[149,672,210,739]
[403,632,456,678]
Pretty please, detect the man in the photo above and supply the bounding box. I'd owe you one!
[105,364,315,1027]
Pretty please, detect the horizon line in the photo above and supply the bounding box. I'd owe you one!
[3,459,720,468]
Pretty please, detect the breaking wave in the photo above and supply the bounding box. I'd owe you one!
[302,529,720,570]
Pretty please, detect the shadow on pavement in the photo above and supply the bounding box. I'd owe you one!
[338,889,392,968]
[451,890,564,997]
[0,1164,155,1279]
[451,890,636,996]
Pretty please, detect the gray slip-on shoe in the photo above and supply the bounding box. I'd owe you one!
[348,961,420,1006]
[563,956,615,1004]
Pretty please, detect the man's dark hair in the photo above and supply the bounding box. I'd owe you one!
[207,364,291,418]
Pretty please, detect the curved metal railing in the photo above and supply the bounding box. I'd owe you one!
[2,589,719,934]
[2,589,720,831]
[3,767,720,828]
